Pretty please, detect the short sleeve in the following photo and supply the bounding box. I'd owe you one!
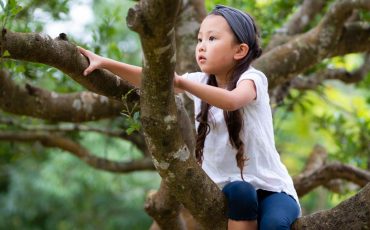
[236,68,268,104]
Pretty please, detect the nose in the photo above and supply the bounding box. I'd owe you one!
[197,42,205,52]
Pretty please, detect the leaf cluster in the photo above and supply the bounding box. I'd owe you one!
[0,0,22,28]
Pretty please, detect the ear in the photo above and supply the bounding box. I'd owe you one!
[234,43,249,60]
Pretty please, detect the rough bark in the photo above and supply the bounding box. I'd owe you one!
[292,183,370,230]
[0,29,139,104]
[146,181,186,230]
[144,1,203,228]
[126,0,227,229]
[254,0,370,88]
[0,69,123,122]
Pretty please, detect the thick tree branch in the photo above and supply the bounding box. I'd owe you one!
[332,22,370,56]
[0,131,155,173]
[127,1,226,229]
[0,69,123,122]
[317,0,368,55]
[145,181,185,230]
[143,1,202,228]
[267,21,370,53]
[292,183,370,229]
[288,145,370,228]
[0,30,139,104]
[255,0,370,88]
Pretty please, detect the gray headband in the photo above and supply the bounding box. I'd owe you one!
[211,5,257,48]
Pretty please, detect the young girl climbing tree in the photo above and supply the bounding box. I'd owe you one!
[79,5,300,230]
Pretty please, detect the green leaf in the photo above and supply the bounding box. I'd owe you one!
[10,5,22,16]
[126,127,135,135]
[2,50,10,57]
[8,0,16,9]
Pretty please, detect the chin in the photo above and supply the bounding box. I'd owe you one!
[199,67,212,75]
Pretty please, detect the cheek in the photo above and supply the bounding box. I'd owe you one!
[195,46,199,57]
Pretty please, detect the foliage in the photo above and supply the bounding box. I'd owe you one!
[0,0,23,28]
[0,133,160,230]
[121,89,141,135]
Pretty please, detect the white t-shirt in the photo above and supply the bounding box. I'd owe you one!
[184,67,300,207]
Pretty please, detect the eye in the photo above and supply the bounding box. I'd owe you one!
[209,36,216,41]
[197,38,202,43]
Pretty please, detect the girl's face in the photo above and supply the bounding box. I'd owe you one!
[196,15,241,79]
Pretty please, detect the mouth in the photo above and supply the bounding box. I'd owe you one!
[198,55,206,63]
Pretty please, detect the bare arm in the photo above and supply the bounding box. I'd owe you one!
[175,75,257,111]
[79,47,142,88]
[79,47,254,107]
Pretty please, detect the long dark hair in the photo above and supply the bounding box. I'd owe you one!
[195,5,262,180]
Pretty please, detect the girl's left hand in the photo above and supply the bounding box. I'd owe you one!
[173,73,185,94]
[173,73,181,88]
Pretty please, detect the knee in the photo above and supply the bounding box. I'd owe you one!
[222,181,257,210]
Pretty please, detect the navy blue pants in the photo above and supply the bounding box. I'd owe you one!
[222,181,300,230]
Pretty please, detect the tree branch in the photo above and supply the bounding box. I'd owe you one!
[266,0,327,51]
[145,181,186,230]
[127,1,227,229]
[269,51,369,106]
[0,69,124,122]
[292,145,370,197]
[332,22,370,56]
[255,0,370,88]
[0,131,155,173]
[292,183,370,229]
[0,117,148,153]
[282,0,327,35]
[294,162,370,197]
[0,30,139,105]
[290,52,370,91]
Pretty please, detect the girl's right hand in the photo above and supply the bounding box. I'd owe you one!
[78,46,105,76]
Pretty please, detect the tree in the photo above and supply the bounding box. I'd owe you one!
[1,0,370,229]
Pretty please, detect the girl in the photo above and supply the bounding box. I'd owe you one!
[79,5,300,230]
